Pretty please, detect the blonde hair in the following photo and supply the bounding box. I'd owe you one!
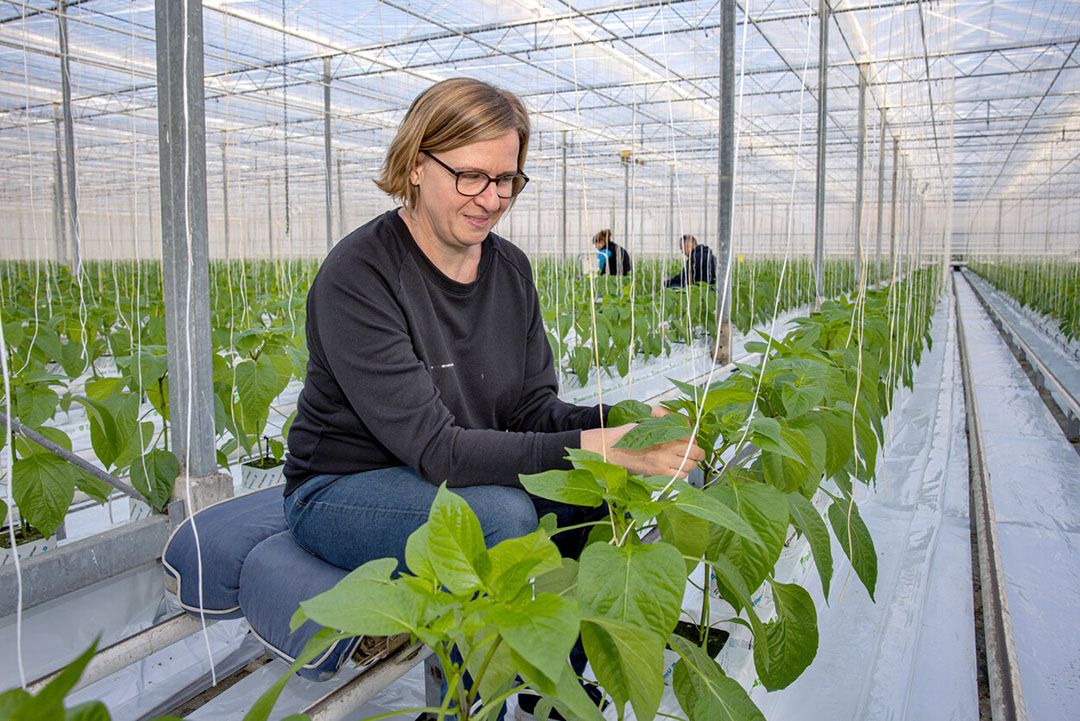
[376,78,531,208]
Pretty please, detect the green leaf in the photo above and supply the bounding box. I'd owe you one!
[243,628,351,721]
[16,425,72,456]
[534,557,578,598]
[296,557,419,636]
[519,468,604,508]
[63,701,111,721]
[673,481,763,549]
[426,484,490,595]
[669,634,766,721]
[35,638,100,714]
[119,349,168,394]
[705,480,788,609]
[59,341,87,378]
[657,506,710,572]
[581,616,664,721]
[607,399,653,426]
[129,449,178,511]
[404,523,437,582]
[547,662,606,721]
[12,453,75,538]
[827,497,877,600]
[14,385,59,428]
[235,354,289,436]
[74,470,113,505]
[780,375,824,419]
[85,377,126,403]
[485,528,564,599]
[787,493,832,600]
[753,581,818,690]
[613,413,692,450]
[578,541,685,638]
[489,592,580,689]
[73,395,121,470]
[565,448,628,493]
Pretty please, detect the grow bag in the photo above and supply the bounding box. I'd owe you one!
[162,487,358,680]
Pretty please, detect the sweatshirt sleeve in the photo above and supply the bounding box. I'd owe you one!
[310,261,580,488]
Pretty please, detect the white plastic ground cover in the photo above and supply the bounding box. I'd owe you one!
[966,272,1080,362]
[0,563,166,687]
[955,276,1080,720]
[753,285,978,721]
[965,271,1080,408]
[611,286,980,720]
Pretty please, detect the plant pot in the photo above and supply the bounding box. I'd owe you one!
[663,621,729,686]
[714,621,760,691]
[129,497,153,521]
[0,528,58,566]
[241,459,285,492]
[773,536,813,585]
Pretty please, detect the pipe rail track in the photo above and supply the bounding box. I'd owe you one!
[953,271,1029,721]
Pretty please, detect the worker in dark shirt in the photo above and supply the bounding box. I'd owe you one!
[282,78,703,718]
[665,233,717,287]
[593,228,632,276]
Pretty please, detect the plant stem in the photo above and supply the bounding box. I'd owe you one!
[465,638,502,712]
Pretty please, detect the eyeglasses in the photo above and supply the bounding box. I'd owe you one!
[421,150,529,199]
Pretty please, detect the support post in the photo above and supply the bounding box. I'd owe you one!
[323,56,333,252]
[267,178,274,260]
[995,199,1004,257]
[889,137,899,277]
[812,0,830,305]
[52,103,66,265]
[622,151,630,255]
[336,149,345,238]
[853,64,867,288]
[58,0,80,273]
[155,0,233,510]
[702,176,710,246]
[875,106,886,280]
[221,138,230,261]
[714,0,735,363]
[560,129,568,258]
[668,167,675,242]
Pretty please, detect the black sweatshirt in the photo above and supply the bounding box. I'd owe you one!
[283,209,606,496]
[665,244,717,288]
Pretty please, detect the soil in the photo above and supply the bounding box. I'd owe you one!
[244,457,284,470]
[670,619,729,659]
[0,523,47,550]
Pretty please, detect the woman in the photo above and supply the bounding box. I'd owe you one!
[282,77,701,713]
[592,228,632,276]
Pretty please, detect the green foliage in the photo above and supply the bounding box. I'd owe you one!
[970,260,1079,342]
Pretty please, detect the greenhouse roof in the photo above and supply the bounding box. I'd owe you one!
[0,0,1077,254]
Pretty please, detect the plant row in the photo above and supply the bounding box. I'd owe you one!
[967,259,1079,342]
[240,265,943,721]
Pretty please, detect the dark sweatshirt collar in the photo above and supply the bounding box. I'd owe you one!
[389,208,493,295]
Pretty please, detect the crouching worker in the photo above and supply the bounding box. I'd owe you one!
[665,233,717,288]
[282,77,703,719]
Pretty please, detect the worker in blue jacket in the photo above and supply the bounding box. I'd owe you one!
[593,228,632,276]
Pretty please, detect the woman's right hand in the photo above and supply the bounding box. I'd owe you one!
[580,423,705,480]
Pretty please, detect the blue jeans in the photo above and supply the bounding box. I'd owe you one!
[283,466,604,717]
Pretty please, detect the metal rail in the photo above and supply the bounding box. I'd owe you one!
[27,613,205,695]
[952,272,1029,721]
[0,411,150,505]
[963,271,1080,442]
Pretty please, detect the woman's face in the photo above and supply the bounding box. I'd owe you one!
[411,130,519,253]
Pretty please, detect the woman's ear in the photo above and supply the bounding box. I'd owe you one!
[409,154,423,186]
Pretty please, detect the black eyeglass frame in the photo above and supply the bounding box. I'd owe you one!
[420,150,530,199]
